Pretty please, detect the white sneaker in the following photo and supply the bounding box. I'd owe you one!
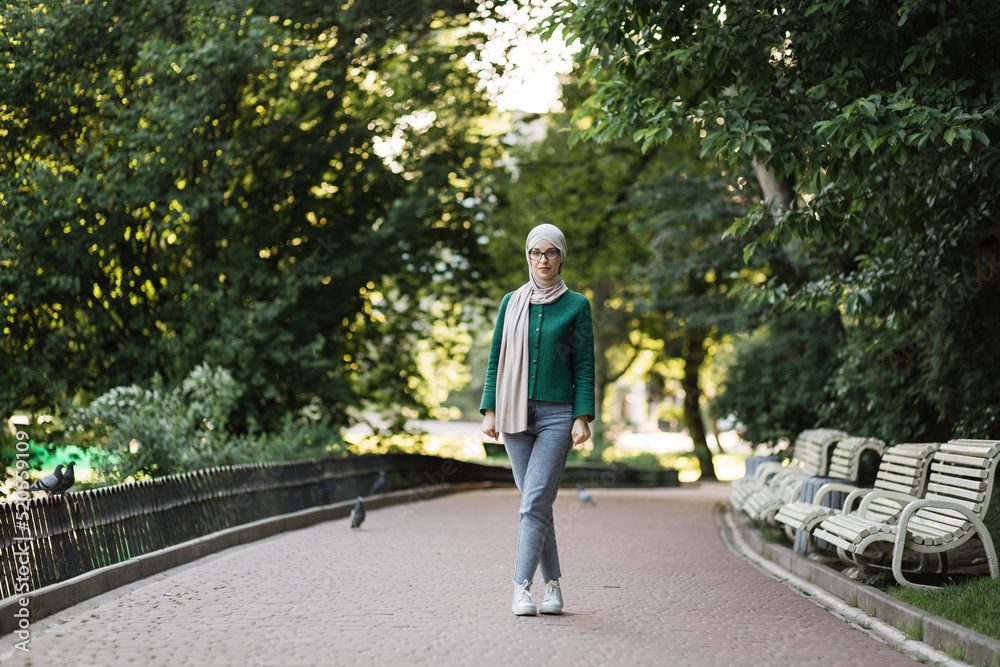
[539,580,563,615]
[512,580,537,616]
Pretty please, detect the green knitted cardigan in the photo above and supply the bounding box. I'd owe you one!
[480,290,596,423]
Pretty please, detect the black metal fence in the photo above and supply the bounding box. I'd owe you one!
[0,453,514,599]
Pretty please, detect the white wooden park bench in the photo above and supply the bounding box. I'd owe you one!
[812,439,1000,588]
[774,441,936,549]
[743,434,884,525]
[730,428,847,511]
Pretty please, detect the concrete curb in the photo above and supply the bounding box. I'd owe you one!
[0,481,499,637]
[724,503,1000,667]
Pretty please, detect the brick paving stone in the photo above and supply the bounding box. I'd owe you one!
[0,483,922,666]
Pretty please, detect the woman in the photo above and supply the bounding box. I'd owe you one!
[480,223,596,616]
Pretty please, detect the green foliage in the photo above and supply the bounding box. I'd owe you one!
[817,279,1000,442]
[6,365,348,487]
[820,324,947,443]
[31,443,88,471]
[73,364,250,481]
[247,412,350,463]
[0,0,498,432]
[552,0,1000,438]
[551,1,999,197]
[633,152,763,335]
[601,450,664,470]
[715,311,843,445]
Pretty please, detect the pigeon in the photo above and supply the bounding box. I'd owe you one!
[368,470,387,496]
[350,496,366,528]
[577,483,597,506]
[53,461,76,495]
[27,465,64,495]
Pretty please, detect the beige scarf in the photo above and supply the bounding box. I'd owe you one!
[495,224,569,434]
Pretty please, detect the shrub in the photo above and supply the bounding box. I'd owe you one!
[249,412,352,462]
[715,310,842,445]
[73,364,250,482]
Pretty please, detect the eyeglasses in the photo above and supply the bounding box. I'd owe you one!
[528,248,560,261]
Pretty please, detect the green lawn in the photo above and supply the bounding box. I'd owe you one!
[888,576,1000,641]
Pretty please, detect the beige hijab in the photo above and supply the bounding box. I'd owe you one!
[495,224,569,433]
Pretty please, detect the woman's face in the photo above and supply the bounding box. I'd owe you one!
[528,240,561,281]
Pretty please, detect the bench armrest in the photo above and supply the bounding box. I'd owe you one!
[838,486,875,514]
[896,498,983,532]
[753,461,787,481]
[892,497,1000,588]
[812,482,860,508]
[857,489,920,517]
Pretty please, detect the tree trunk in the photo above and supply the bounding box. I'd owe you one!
[705,400,726,454]
[751,160,801,276]
[752,160,795,214]
[681,329,718,481]
[585,277,645,461]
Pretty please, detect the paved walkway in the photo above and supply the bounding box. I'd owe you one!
[1,484,924,666]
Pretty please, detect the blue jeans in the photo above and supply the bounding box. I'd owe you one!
[503,400,574,584]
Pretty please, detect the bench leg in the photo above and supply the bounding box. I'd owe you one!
[854,550,887,572]
[892,547,934,589]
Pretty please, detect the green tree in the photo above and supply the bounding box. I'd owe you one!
[0,1,499,432]
[633,154,764,479]
[550,0,1000,439]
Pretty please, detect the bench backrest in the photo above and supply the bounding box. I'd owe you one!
[791,428,849,477]
[826,436,887,481]
[863,442,940,523]
[874,443,940,495]
[916,440,1000,536]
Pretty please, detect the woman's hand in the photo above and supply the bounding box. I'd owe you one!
[481,410,499,441]
[571,416,592,446]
